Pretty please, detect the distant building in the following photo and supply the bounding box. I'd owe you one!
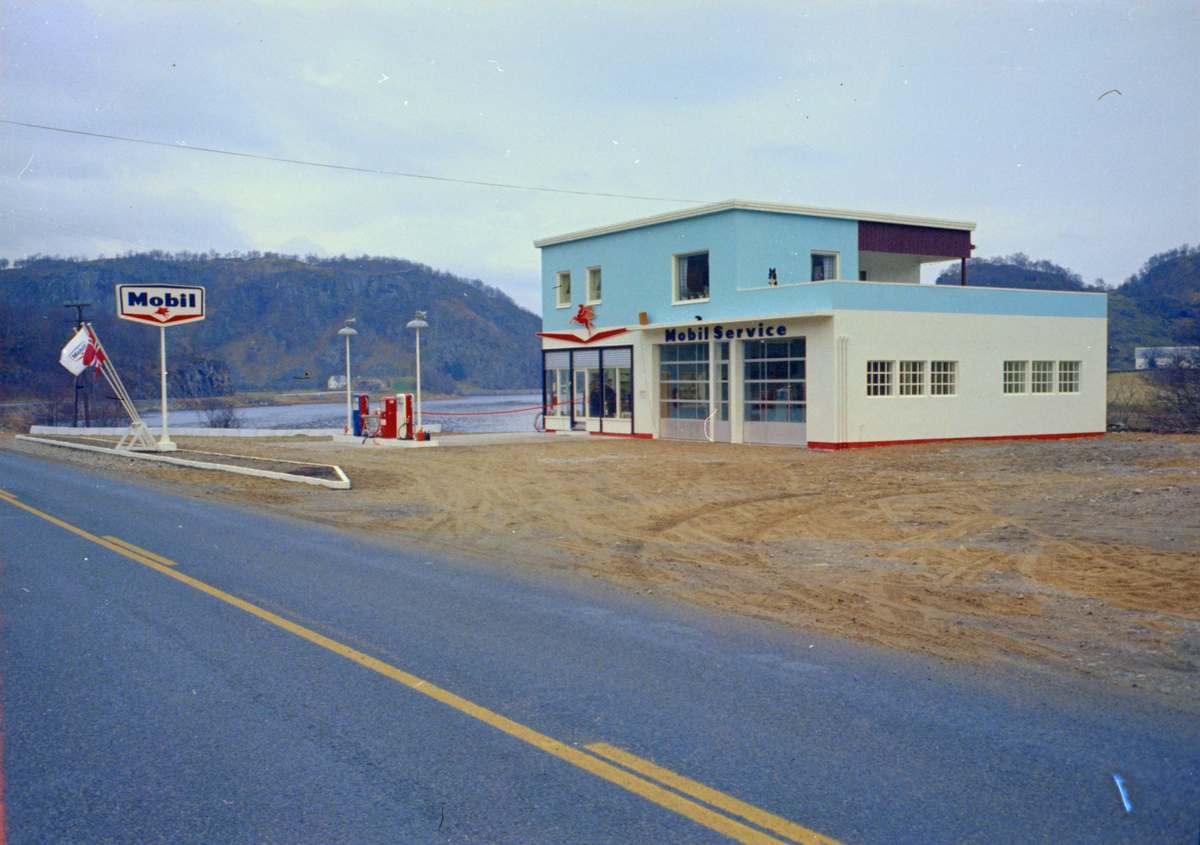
[327,375,348,390]
[1135,347,1200,370]
[535,200,1107,449]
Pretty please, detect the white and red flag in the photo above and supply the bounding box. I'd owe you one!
[59,328,106,377]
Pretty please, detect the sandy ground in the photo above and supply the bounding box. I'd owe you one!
[5,432,1199,711]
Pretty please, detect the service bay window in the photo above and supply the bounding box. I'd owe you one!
[1059,361,1081,393]
[544,351,571,417]
[744,338,807,423]
[899,361,925,396]
[811,252,838,281]
[930,361,957,395]
[674,252,709,302]
[556,271,571,308]
[660,342,710,418]
[1032,360,1054,394]
[1003,361,1027,394]
[586,266,602,304]
[867,361,893,396]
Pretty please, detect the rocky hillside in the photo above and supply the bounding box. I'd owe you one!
[0,252,542,399]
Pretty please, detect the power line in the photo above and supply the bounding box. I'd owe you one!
[2,119,710,205]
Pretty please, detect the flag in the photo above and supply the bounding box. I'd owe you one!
[84,328,106,376]
[59,328,90,376]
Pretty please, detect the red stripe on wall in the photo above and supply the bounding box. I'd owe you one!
[807,431,1105,451]
[588,431,654,439]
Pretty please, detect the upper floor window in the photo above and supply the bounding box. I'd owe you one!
[556,271,571,308]
[674,251,709,302]
[811,252,838,281]
[586,266,602,304]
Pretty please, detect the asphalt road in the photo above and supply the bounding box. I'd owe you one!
[0,449,1196,844]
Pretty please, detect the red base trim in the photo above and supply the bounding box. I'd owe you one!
[807,431,1105,451]
[588,431,654,439]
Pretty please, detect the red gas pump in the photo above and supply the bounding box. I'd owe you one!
[380,396,398,439]
[396,393,415,439]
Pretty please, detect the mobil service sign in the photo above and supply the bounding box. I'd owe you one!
[116,284,206,325]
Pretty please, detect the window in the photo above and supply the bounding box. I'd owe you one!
[930,361,957,395]
[1059,361,1081,393]
[572,348,632,420]
[1032,360,1054,393]
[544,351,572,417]
[811,252,838,281]
[674,252,709,302]
[899,361,925,396]
[744,338,806,423]
[660,343,710,418]
[1003,361,1027,394]
[867,361,893,396]
[717,341,729,421]
[586,266,602,303]
[556,271,571,308]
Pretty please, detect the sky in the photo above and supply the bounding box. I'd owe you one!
[2,1,1197,312]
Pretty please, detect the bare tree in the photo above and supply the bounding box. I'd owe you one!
[1147,350,1200,432]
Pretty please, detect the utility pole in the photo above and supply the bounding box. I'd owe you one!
[64,300,93,427]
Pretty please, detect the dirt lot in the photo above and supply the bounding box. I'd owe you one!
[5,432,1199,710]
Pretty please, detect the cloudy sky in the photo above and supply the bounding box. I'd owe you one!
[2,1,1196,310]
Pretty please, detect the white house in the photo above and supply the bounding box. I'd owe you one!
[535,200,1107,449]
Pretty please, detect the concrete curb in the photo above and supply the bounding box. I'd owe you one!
[15,435,351,490]
[30,426,341,438]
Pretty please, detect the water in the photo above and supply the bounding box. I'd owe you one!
[139,393,545,434]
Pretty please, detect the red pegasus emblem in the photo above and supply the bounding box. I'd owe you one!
[154,306,171,320]
[569,303,596,334]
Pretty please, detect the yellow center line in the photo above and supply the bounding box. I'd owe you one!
[0,493,847,845]
[587,743,842,845]
[102,535,177,567]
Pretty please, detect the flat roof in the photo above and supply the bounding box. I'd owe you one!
[533,199,977,248]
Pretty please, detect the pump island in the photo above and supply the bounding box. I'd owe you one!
[535,200,1106,449]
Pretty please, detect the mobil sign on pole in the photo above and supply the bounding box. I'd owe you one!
[115,283,206,452]
[117,284,206,325]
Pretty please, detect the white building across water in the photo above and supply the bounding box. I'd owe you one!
[535,200,1106,449]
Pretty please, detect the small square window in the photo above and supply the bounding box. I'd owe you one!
[811,252,838,281]
[930,361,957,395]
[1059,361,1081,393]
[867,360,893,396]
[1003,361,1027,394]
[899,361,925,396]
[674,252,709,302]
[586,266,602,303]
[556,271,571,308]
[1032,360,1054,393]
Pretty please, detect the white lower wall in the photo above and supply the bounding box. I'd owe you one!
[808,310,1107,446]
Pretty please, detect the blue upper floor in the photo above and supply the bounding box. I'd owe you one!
[536,201,1105,330]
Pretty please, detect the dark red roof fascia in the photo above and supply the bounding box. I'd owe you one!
[858,221,973,258]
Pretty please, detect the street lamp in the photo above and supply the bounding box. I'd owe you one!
[406,311,428,433]
[337,319,357,434]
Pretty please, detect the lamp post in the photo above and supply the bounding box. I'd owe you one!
[406,311,428,432]
[337,319,357,434]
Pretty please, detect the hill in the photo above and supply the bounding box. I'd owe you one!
[935,253,1093,291]
[0,252,542,401]
[938,248,1199,369]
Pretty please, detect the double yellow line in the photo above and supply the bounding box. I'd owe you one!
[0,488,844,845]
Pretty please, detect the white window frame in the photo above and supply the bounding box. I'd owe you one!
[899,361,925,396]
[673,251,710,304]
[586,266,602,305]
[1058,360,1081,393]
[930,361,957,396]
[1003,360,1027,394]
[1031,360,1054,394]
[867,360,893,396]
[811,251,839,282]
[555,270,571,309]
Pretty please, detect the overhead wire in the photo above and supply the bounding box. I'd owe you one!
[1,119,711,205]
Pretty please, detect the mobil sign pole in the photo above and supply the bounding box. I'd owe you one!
[116,284,206,452]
